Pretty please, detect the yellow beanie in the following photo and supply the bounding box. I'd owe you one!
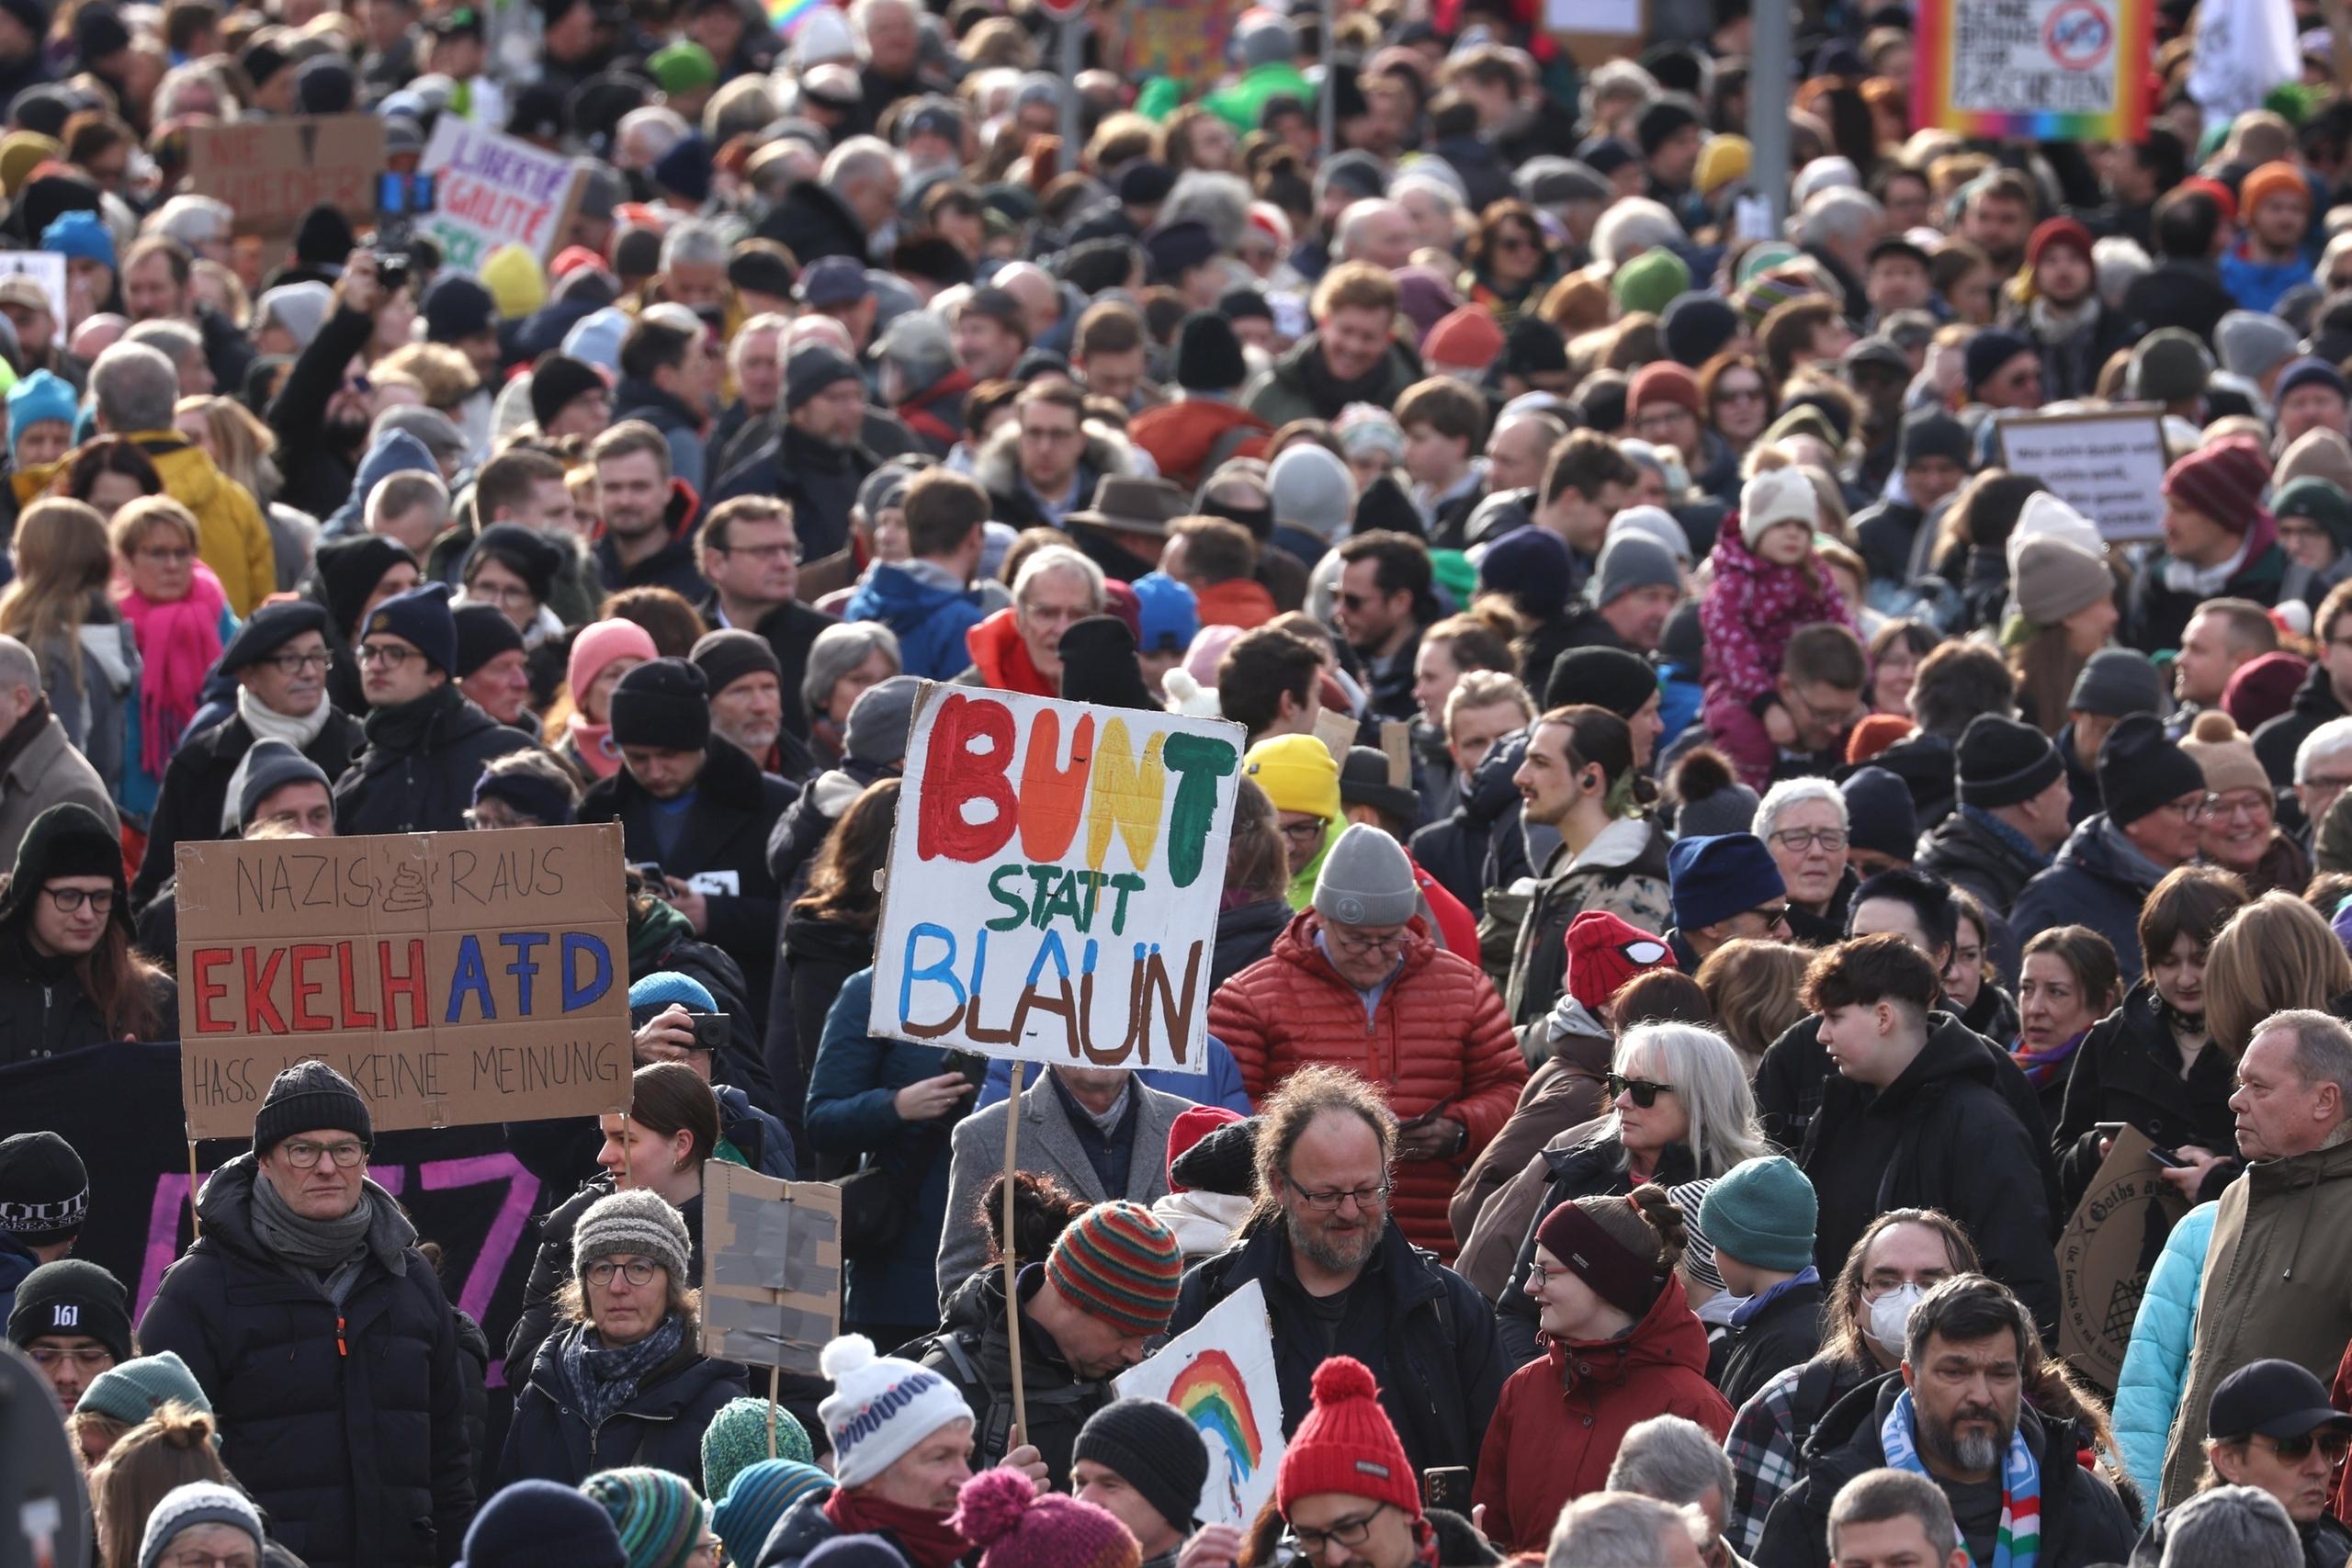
[480,244,548,321]
[1696,134,1752,197]
[1243,734,1340,821]
[0,132,60,198]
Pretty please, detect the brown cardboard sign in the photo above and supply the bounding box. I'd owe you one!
[1313,708,1359,767]
[174,823,632,1140]
[2057,1124,2189,1393]
[700,1161,842,1372]
[187,116,386,241]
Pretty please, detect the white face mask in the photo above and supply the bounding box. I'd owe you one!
[1866,1282,1925,1357]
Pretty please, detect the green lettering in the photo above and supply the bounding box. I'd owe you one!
[986,864,1030,931]
[1107,874,1147,935]
[1162,734,1240,889]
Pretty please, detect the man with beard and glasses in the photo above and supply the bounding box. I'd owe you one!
[1165,1065,1507,1486]
[1755,1274,2134,1568]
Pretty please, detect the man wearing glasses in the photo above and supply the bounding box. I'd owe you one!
[6,1256,130,1414]
[141,1060,476,1568]
[135,600,364,911]
[2150,1360,2352,1568]
[1268,1351,1497,1568]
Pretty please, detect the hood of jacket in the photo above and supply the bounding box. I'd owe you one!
[779,902,876,969]
[1556,813,1667,877]
[847,561,976,622]
[191,1150,417,1276]
[972,418,1137,504]
[2287,660,2346,723]
[1458,728,1532,829]
[966,606,1055,695]
[2049,813,2168,897]
[1541,1267,1712,1393]
[1870,1011,2008,1112]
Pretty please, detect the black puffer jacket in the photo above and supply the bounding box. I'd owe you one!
[2052,980,2239,1213]
[136,1156,474,1568]
[498,1317,747,1486]
[1210,896,1289,991]
[910,1266,1111,1489]
[135,705,368,909]
[333,682,545,835]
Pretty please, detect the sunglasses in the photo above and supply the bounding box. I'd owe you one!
[1605,1073,1675,1109]
[2257,1430,2352,1464]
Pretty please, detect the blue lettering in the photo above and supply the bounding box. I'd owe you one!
[501,931,548,1016]
[445,935,494,1023]
[1024,930,1072,988]
[899,924,965,1024]
[560,932,613,1011]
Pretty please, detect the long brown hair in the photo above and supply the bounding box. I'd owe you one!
[0,863,171,1041]
[89,1403,232,1568]
[0,498,113,693]
[1821,1208,1980,1371]
[1222,777,1288,902]
[2008,623,2088,738]
[791,778,901,932]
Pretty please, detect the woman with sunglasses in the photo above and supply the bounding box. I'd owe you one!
[1698,352,1773,461]
[1495,1023,1767,1369]
[1460,200,1560,330]
[0,802,173,1066]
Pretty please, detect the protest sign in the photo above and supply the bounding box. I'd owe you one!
[175,823,633,1139]
[867,688,1244,1077]
[699,1161,842,1373]
[1114,1280,1286,1528]
[1126,0,1237,86]
[1544,0,1643,67]
[1995,407,2171,541]
[0,252,68,328]
[2056,1124,2188,1393]
[187,117,385,241]
[420,118,583,272]
[1913,0,2154,141]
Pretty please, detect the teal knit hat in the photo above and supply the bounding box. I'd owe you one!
[74,1350,212,1428]
[1612,248,1691,319]
[701,1396,815,1502]
[2275,476,2352,550]
[580,1468,707,1568]
[1698,1155,1818,1273]
[711,1461,830,1564]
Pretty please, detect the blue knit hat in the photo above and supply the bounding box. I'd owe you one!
[7,367,74,450]
[1130,571,1199,656]
[1666,832,1785,931]
[361,581,458,675]
[712,1461,831,1565]
[628,971,718,1020]
[1698,1155,1817,1272]
[40,209,111,268]
[580,1468,707,1568]
[460,1480,627,1568]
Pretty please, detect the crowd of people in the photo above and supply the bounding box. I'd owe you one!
[6,0,2352,1564]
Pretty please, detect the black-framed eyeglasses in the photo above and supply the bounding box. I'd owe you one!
[264,649,334,674]
[1605,1073,1675,1109]
[280,1138,368,1169]
[1283,1175,1390,1213]
[1279,818,1327,848]
[1287,1503,1391,1556]
[584,1257,663,1288]
[358,642,418,669]
[44,885,111,912]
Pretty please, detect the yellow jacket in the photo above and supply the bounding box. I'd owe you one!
[16,431,276,615]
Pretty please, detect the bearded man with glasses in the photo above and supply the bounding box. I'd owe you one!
[141,1059,477,1568]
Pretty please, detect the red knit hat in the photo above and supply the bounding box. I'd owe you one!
[1422,305,1506,372]
[1276,1358,1423,1520]
[2180,175,2238,225]
[1628,361,1702,418]
[2163,434,2273,537]
[1164,1104,1243,1192]
[1564,910,1676,1012]
[2222,650,2312,734]
[2026,217,2093,271]
[1846,712,1915,764]
[1045,1201,1184,1336]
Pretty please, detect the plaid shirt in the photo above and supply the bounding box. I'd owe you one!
[1724,1362,1809,1557]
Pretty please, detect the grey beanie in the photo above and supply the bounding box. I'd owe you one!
[876,310,955,394]
[1604,503,1692,564]
[237,739,332,829]
[1589,533,1682,607]
[1313,149,1386,209]
[1312,823,1419,928]
[2216,310,2300,381]
[844,673,922,766]
[2068,647,2165,718]
[1268,445,1355,542]
[1676,779,1760,839]
[139,1483,264,1568]
[571,1188,692,1284]
[254,281,333,351]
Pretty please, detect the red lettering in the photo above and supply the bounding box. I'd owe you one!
[288,943,332,1031]
[916,693,1018,863]
[241,947,287,1033]
[1018,709,1091,862]
[191,948,232,1033]
[380,939,428,1031]
[336,942,377,1029]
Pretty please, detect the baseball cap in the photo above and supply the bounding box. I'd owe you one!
[2209,1359,2352,1441]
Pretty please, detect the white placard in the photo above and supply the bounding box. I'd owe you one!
[1114,1280,1287,1527]
[420,117,583,274]
[1994,407,2172,542]
[0,252,69,329]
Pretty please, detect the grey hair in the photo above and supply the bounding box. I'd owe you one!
[1161,171,1252,253]
[1578,58,1659,122]
[1391,169,1464,215]
[823,136,899,195]
[2252,1008,2352,1107]
[2157,1485,2301,1568]
[155,61,238,122]
[1545,1492,1706,1568]
[1012,545,1105,615]
[729,313,790,372]
[850,0,915,35]
[1606,1416,1736,1518]
[1828,1470,1961,1564]
[2296,716,2352,784]
[146,195,234,251]
[122,319,201,369]
[1611,1024,1768,1178]
[1755,776,1849,839]
[0,635,37,697]
[1592,197,1683,270]
[660,220,729,273]
[706,76,778,144]
[801,621,902,716]
[2093,235,2154,311]
[90,343,180,434]
[616,106,690,164]
[1334,198,1406,263]
[1796,188,1883,249]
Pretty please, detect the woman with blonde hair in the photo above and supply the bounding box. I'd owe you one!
[1695,939,1814,1073]
[86,1402,233,1568]
[2204,891,2352,1060]
[0,497,137,802]
[175,395,311,596]
[111,495,235,822]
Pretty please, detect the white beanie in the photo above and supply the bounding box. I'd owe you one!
[140,1483,264,1568]
[2005,490,2104,578]
[1739,467,1817,548]
[818,1334,975,1489]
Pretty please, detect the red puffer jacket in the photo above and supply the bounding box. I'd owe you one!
[1470,1271,1733,1553]
[1208,911,1527,1259]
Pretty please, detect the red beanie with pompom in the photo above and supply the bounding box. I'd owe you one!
[1275,1357,1423,1520]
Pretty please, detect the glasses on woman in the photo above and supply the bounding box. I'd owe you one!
[585,1257,663,1288]
[1604,1073,1675,1109]
[136,545,196,564]
[44,886,113,913]
[280,1138,368,1169]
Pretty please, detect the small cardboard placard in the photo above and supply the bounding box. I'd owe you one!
[866,685,1244,1077]
[1114,1280,1287,1527]
[187,116,386,242]
[419,118,585,274]
[175,824,632,1139]
[2056,1123,2189,1393]
[1125,0,1237,85]
[1994,407,2172,542]
[0,252,68,327]
[699,1161,842,1372]
[1312,708,1359,768]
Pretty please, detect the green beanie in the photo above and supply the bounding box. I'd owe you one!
[2275,476,2352,550]
[701,1396,815,1504]
[1698,1155,1818,1272]
[1612,249,1692,319]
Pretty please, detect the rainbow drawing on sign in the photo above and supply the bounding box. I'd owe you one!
[1170,1350,1263,1521]
[1910,0,2153,141]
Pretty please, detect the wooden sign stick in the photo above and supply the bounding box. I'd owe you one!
[1002,1059,1028,1451]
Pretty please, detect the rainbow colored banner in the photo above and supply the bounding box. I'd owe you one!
[764,0,828,37]
[1912,0,2154,141]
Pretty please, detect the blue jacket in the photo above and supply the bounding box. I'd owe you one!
[975,1036,1254,1114]
[842,563,989,682]
[2114,1201,2216,1519]
[2218,244,2313,316]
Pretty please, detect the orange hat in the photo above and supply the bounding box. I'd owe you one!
[2241,161,2309,217]
[1422,305,1507,372]
[1846,713,1916,764]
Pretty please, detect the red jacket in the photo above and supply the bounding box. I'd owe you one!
[1192,577,1278,630]
[1208,912,1526,1259]
[1471,1271,1733,1552]
[964,608,1057,696]
[1128,398,1272,491]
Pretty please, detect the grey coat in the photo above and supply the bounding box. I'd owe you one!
[0,710,119,867]
[934,1073,1191,1309]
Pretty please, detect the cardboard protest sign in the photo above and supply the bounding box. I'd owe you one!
[867,687,1245,1076]
[420,118,583,273]
[187,117,386,241]
[1126,0,1237,85]
[175,824,632,1139]
[1995,407,2171,541]
[1114,1280,1286,1527]
[699,1161,842,1372]
[2057,1124,2189,1393]
[0,252,68,328]
[1913,0,2154,141]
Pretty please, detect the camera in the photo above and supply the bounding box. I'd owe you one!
[686,1012,733,1053]
[374,172,436,293]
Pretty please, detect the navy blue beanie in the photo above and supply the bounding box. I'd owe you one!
[457,1480,626,1568]
[361,581,458,675]
[1667,832,1786,931]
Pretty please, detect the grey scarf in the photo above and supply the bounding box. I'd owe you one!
[246,1158,411,1304]
[559,1312,684,1436]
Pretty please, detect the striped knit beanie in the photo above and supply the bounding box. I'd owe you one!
[2162,434,2272,537]
[580,1467,707,1568]
[1045,1201,1184,1337]
[711,1461,831,1565]
[572,1189,692,1286]
[138,1483,265,1568]
[702,1396,815,1502]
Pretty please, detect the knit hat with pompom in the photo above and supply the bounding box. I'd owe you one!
[1274,1357,1423,1520]
[949,1466,1140,1568]
[816,1333,975,1489]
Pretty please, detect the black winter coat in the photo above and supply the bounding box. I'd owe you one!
[498,1320,747,1486]
[755,180,868,266]
[137,1158,474,1568]
[2010,815,2168,987]
[0,935,176,1063]
[1497,1134,1695,1368]
[911,1266,1110,1489]
[2052,980,2239,1212]
[1210,897,1289,991]
[1408,728,1530,919]
[2255,662,2347,788]
[2125,542,2288,659]
[503,1175,706,1391]
[1714,1278,1826,1410]
[134,705,367,909]
[776,906,875,1172]
[1916,804,2049,986]
[266,303,374,521]
[710,425,878,563]
[334,682,544,835]
[1170,1218,1506,1485]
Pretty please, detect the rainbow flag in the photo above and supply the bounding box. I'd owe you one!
[765,0,828,36]
[1911,0,2154,142]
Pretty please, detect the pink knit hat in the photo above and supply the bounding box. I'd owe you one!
[568,618,660,704]
[1182,622,1246,687]
[951,1468,1139,1568]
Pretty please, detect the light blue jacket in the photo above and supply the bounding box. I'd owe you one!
[2114,1201,2217,1520]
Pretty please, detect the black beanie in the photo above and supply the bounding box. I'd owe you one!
[1501,315,1569,377]
[1634,96,1701,157]
[1544,646,1659,717]
[219,600,331,676]
[313,536,416,642]
[253,1059,373,1156]
[7,1258,130,1363]
[1956,713,2063,809]
[1168,1114,1257,1196]
[1898,410,1972,470]
[1074,1399,1211,1539]
[1354,470,1425,537]
[608,658,712,751]
[1173,310,1247,393]
[0,1132,86,1245]
[0,802,124,933]
[530,353,606,430]
[1216,287,1272,324]
[452,603,526,680]
[2097,712,2207,828]
[293,202,356,267]
[361,581,459,676]
[689,628,782,697]
[236,739,333,829]
[465,523,562,606]
[1057,617,1158,712]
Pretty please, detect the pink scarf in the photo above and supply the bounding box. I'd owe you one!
[118,563,228,778]
[566,713,623,779]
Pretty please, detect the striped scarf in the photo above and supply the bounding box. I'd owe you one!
[2011,1029,2089,1091]
[1879,1387,2039,1568]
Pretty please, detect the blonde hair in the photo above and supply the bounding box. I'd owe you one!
[2205,893,2352,1055]
[109,494,201,560]
[0,497,112,694]
[1695,940,1814,1067]
[89,1403,232,1568]
[175,395,279,509]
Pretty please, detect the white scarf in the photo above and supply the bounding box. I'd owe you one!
[219,685,335,832]
[2162,530,2254,597]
